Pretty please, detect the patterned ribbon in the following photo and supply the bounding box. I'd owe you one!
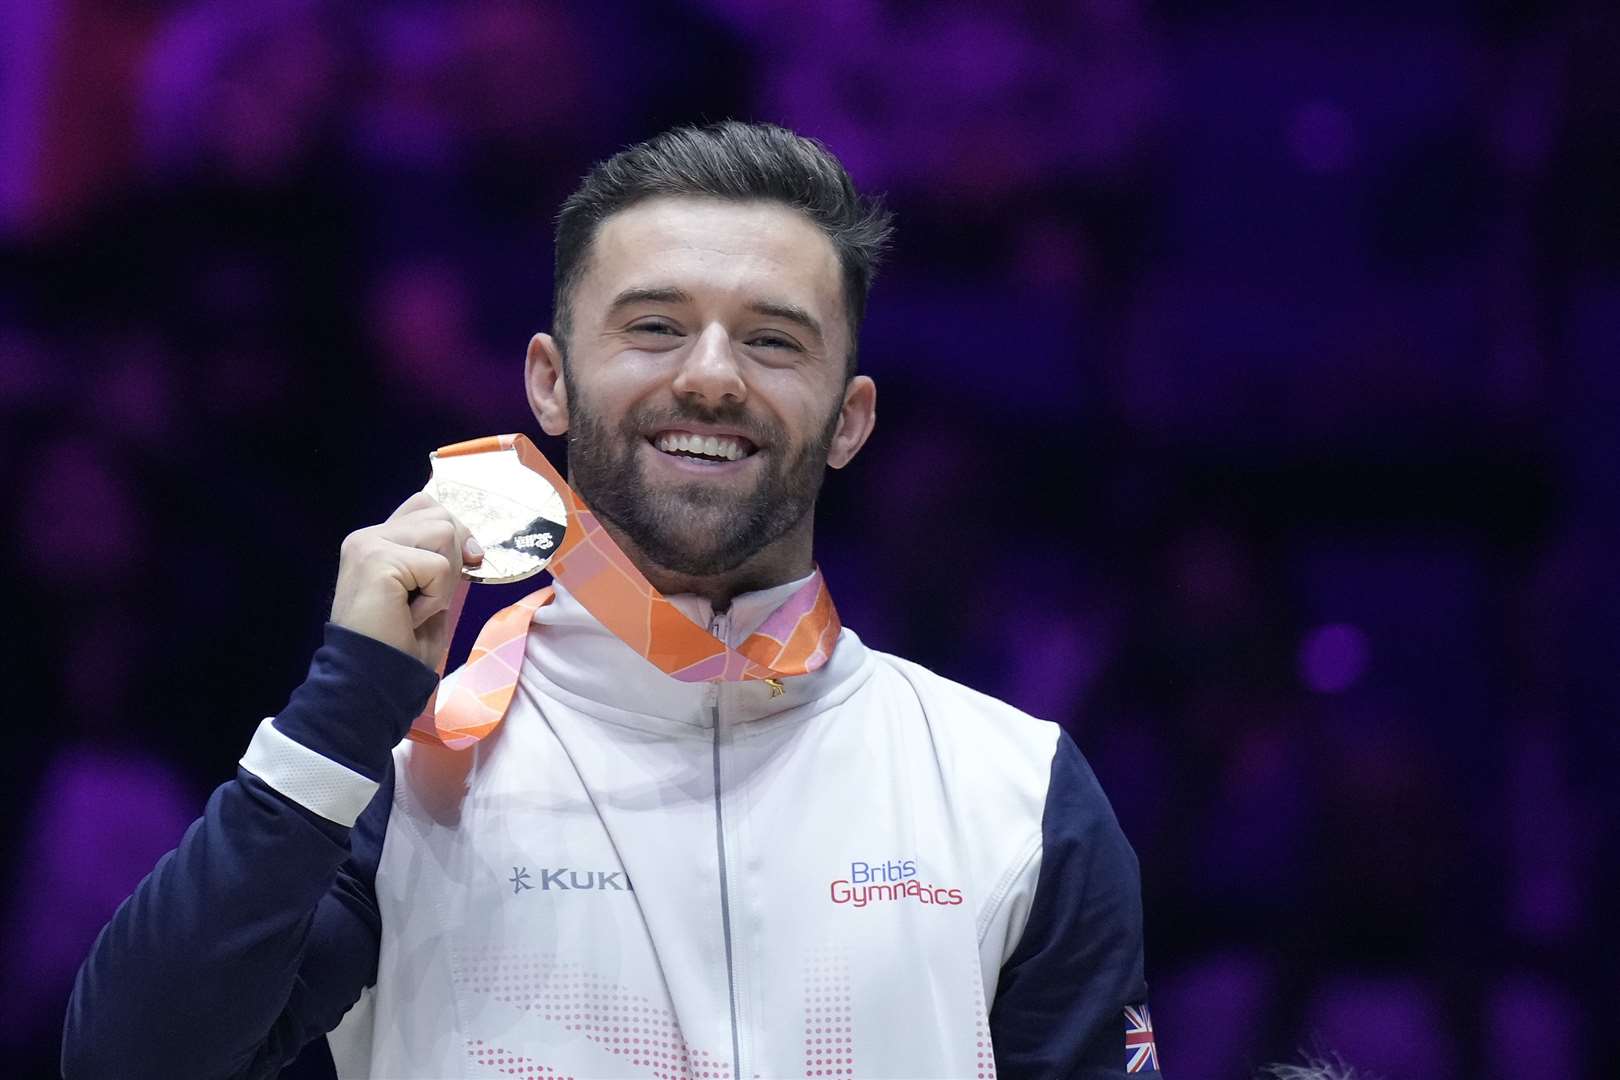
[409,434,841,749]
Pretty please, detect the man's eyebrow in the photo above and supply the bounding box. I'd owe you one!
[748,300,823,340]
[605,286,692,317]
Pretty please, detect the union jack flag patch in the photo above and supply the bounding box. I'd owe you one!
[1124,1003,1159,1073]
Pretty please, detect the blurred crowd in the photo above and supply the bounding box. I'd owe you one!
[2,1,1617,1077]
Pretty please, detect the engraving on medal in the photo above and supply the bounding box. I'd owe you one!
[424,445,568,584]
[510,515,562,553]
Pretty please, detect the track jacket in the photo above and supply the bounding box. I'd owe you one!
[65,577,1158,1079]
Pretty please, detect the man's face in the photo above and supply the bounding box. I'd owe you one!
[531,196,873,579]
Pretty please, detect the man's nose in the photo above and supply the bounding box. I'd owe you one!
[671,323,747,406]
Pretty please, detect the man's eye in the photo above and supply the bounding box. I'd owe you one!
[749,334,799,350]
[630,322,679,335]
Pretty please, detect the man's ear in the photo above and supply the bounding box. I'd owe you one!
[827,375,876,469]
[525,333,569,435]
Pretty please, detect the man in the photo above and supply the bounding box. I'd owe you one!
[64,122,1155,1079]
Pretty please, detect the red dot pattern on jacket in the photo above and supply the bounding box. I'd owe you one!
[803,942,854,1077]
[454,951,733,1079]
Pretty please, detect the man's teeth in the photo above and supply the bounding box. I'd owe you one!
[653,432,750,461]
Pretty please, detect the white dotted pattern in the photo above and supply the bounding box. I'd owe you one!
[239,717,380,827]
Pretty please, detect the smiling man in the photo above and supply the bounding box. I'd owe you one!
[65,123,1156,1079]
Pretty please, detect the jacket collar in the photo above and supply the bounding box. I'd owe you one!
[519,575,874,731]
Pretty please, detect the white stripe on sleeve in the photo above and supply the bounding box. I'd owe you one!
[239,717,380,827]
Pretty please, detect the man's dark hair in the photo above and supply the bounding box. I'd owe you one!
[553,121,894,377]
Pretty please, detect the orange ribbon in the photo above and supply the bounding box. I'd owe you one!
[409,434,841,749]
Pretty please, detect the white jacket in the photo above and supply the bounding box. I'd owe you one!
[65,578,1156,1080]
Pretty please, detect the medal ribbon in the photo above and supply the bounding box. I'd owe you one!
[409,434,841,749]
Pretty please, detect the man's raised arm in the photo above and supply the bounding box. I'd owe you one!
[63,492,477,1078]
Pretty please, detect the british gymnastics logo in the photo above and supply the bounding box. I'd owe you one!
[828,857,963,908]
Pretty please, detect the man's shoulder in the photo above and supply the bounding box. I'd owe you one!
[863,650,1122,827]
[870,650,1057,734]
[866,649,1065,795]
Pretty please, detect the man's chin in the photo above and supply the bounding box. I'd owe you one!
[639,522,758,576]
[582,496,745,574]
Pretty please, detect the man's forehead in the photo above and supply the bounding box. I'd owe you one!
[582,196,844,318]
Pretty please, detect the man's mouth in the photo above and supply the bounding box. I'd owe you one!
[650,430,759,463]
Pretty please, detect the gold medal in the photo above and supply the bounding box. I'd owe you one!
[423,441,568,583]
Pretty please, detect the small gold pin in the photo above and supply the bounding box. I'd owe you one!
[765,678,786,698]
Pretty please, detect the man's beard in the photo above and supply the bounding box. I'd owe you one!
[562,384,840,579]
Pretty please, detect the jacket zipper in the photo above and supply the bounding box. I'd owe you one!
[709,612,743,1079]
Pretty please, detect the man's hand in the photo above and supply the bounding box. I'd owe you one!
[329,491,484,668]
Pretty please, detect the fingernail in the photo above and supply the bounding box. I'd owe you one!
[465,537,484,558]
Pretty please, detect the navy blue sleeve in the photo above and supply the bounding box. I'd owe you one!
[61,625,437,1080]
[989,730,1158,1079]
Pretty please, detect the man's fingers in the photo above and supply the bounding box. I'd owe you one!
[383,515,462,561]
[385,508,482,567]
[387,489,441,522]
[332,493,478,663]
[415,606,453,661]
[409,592,449,629]
[392,546,457,626]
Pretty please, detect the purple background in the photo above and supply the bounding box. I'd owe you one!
[3,1,1617,1077]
